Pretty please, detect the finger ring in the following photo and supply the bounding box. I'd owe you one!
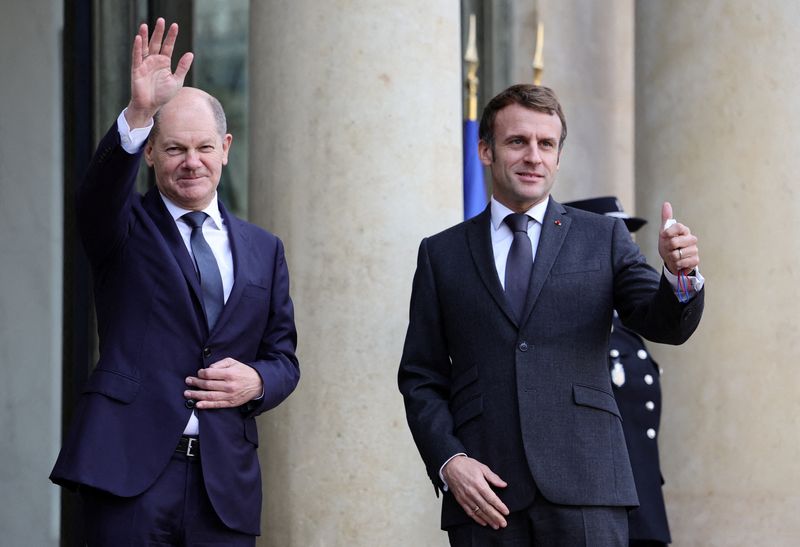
[472,505,480,513]
[678,248,683,259]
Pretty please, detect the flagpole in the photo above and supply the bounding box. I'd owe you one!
[465,14,479,121]
[462,14,486,219]
[532,21,544,85]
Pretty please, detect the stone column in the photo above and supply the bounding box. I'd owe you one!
[636,2,800,543]
[0,1,62,545]
[249,2,461,546]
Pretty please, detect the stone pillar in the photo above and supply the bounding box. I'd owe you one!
[636,2,800,543]
[249,2,461,545]
[0,1,62,545]
[538,0,635,207]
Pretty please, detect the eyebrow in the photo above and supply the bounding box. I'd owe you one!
[160,138,216,148]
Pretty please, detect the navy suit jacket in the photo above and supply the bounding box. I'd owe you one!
[398,200,703,529]
[50,124,300,535]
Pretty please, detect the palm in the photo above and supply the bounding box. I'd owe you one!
[127,18,193,122]
[131,55,183,111]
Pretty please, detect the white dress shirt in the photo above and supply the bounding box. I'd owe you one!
[490,197,549,288]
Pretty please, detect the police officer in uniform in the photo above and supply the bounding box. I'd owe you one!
[565,197,671,546]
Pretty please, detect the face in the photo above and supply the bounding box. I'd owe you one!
[145,89,232,211]
[479,103,562,213]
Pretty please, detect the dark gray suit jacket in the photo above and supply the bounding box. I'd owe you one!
[398,199,703,529]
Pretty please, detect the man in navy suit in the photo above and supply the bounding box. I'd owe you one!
[398,84,704,546]
[50,19,299,545]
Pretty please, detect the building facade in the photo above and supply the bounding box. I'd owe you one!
[2,1,799,545]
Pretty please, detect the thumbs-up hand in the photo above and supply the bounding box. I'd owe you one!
[658,201,699,275]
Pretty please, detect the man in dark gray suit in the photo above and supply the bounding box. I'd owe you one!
[398,84,704,546]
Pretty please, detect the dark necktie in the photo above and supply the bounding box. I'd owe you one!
[183,211,224,329]
[504,213,533,321]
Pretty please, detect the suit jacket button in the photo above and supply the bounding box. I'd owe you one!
[203,347,211,358]
[518,341,529,352]
[185,399,196,409]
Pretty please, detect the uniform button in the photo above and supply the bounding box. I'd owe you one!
[609,349,620,358]
[644,374,654,385]
[518,341,529,352]
[645,401,655,411]
[203,347,211,358]
[185,399,196,409]
[647,428,657,439]
[637,349,648,359]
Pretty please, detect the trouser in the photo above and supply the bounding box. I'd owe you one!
[447,495,628,547]
[80,449,255,547]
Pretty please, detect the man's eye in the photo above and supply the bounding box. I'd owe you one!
[200,145,215,152]
[166,147,182,154]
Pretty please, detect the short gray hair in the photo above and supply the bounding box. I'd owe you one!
[149,93,227,142]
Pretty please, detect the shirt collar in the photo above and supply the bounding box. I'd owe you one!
[160,192,224,230]
[490,196,549,231]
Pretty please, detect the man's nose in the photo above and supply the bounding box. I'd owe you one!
[183,149,202,168]
[523,144,541,163]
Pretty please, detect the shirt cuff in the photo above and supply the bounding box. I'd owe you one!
[663,265,705,297]
[117,108,153,154]
[439,453,467,492]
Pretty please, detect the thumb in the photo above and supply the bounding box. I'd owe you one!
[661,201,673,228]
[174,52,194,82]
[209,358,234,369]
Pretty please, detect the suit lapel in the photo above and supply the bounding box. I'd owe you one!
[467,206,519,326]
[519,199,571,325]
[211,200,248,335]
[142,187,204,309]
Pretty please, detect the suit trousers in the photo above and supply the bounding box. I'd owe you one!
[80,452,256,546]
[447,495,628,547]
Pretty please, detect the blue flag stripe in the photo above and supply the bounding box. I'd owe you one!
[463,119,486,219]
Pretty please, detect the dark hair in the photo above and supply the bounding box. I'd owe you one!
[479,84,567,152]
[149,92,227,142]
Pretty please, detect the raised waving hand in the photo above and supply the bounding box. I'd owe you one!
[125,17,194,128]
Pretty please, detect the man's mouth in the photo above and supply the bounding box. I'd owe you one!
[516,171,541,182]
[179,174,203,182]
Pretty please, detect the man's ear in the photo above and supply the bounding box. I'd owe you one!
[144,142,154,167]
[221,133,233,166]
[478,140,493,166]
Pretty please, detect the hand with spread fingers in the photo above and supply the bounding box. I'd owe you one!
[126,17,194,129]
[442,455,510,530]
[184,358,264,409]
[658,201,700,276]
